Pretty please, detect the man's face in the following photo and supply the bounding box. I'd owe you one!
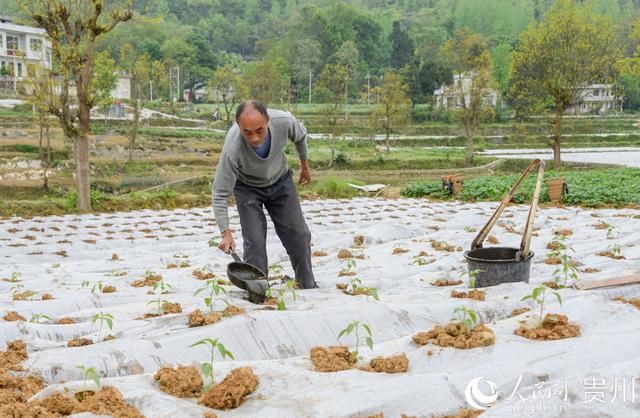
[238,109,268,147]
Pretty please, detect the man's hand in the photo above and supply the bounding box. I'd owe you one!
[299,159,311,186]
[218,229,236,254]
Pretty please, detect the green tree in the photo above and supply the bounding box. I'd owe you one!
[128,54,152,161]
[615,20,640,111]
[492,42,513,96]
[291,38,322,104]
[23,0,132,212]
[370,71,412,152]
[390,20,414,69]
[334,41,360,120]
[91,50,117,125]
[208,63,249,127]
[149,60,168,102]
[319,63,347,167]
[441,28,496,164]
[508,0,620,169]
[245,58,288,104]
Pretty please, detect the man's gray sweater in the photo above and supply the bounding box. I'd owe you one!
[212,109,308,233]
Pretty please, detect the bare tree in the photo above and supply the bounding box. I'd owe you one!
[370,71,412,152]
[19,64,53,190]
[23,0,132,211]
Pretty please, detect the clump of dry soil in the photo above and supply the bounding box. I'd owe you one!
[198,367,259,410]
[368,353,408,373]
[222,305,245,317]
[67,338,93,347]
[3,311,26,321]
[36,386,144,418]
[617,297,640,309]
[413,323,495,349]
[514,313,580,340]
[310,346,356,372]
[431,279,463,287]
[188,309,222,327]
[509,307,531,317]
[451,289,486,301]
[154,365,203,397]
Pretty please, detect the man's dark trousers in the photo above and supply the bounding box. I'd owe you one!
[233,170,316,289]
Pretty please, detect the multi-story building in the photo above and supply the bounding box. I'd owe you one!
[567,84,619,114]
[434,72,499,111]
[0,15,52,80]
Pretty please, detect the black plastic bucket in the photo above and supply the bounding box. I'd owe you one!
[463,247,534,288]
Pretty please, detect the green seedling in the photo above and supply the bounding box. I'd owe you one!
[194,279,229,312]
[345,277,379,300]
[451,306,477,336]
[10,283,24,294]
[339,259,357,275]
[144,269,161,279]
[147,298,168,315]
[10,283,35,300]
[207,238,219,248]
[460,269,484,289]
[152,277,172,294]
[265,279,298,310]
[91,312,114,341]
[606,225,617,239]
[413,256,428,266]
[337,320,374,362]
[190,338,234,387]
[269,263,284,277]
[285,279,297,302]
[29,313,52,324]
[76,365,101,399]
[609,243,622,257]
[464,226,477,233]
[86,280,105,293]
[265,287,287,310]
[6,272,22,282]
[521,285,562,327]
[548,235,579,286]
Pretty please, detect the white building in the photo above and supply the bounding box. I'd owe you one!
[111,72,131,101]
[434,73,498,110]
[568,84,619,114]
[0,16,52,80]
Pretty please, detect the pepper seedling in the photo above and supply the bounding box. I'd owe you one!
[190,338,234,387]
[451,306,477,336]
[338,320,374,362]
[194,279,229,312]
[91,312,114,341]
[460,269,484,289]
[521,285,562,327]
[76,365,101,400]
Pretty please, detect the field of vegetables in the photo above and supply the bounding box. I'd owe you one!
[402,168,640,207]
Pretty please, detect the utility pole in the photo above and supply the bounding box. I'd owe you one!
[169,66,173,102]
[177,66,181,102]
[366,73,371,105]
[308,70,312,105]
[149,80,153,102]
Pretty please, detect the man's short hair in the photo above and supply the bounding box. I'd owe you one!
[236,100,269,122]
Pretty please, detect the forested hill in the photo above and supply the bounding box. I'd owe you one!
[3,0,640,103]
